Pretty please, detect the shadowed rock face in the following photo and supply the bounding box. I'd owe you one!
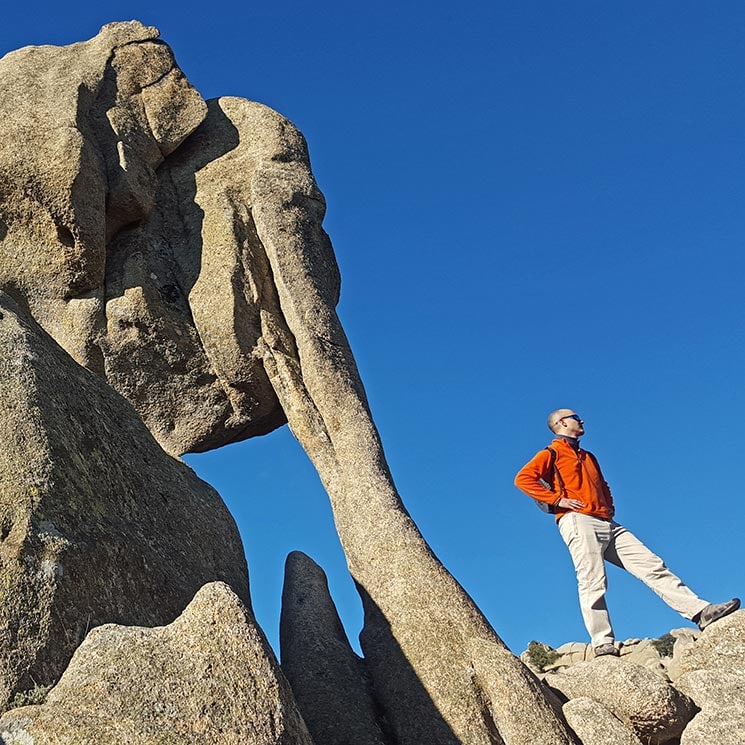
[0,23,576,743]
[0,583,312,744]
[280,551,389,745]
[0,293,249,708]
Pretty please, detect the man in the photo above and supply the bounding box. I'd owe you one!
[514,408,740,657]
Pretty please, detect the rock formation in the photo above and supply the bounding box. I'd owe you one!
[674,610,745,745]
[562,697,644,745]
[0,21,285,455]
[0,21,575,745]
[280,551,389,745]
[1,21,741,745]
[544,658,696,744]
[0,583,312,744]
[0,292,249,708]
[523,611,745,745]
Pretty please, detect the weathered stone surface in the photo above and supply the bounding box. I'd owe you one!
[671,611,745,745]
[280,551,388,745]
[0,21,205,373]
[100,95,294,454]
[665,628,700,682]
[0,23,286,455]
[556,642,593,665]
[524,638,668,677]
[676,669,745,745]
[0,583,312,744]
[216,97,577,744]
[0,292,248,708]
[563,697,644,745]
[618,639,668,677]
[675,609,745,676]
[544,658,696,744]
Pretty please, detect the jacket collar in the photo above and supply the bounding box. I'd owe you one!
[554,435,580,451]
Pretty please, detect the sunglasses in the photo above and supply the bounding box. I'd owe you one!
[560,414,582,422]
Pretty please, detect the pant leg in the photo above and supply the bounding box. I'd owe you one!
[558,513,615,646]
[605,522,709,620]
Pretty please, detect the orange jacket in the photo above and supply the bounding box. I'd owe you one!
[514,438,614,522]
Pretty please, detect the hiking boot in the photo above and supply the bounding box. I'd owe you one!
[694,598,741,630]
[593,643,620,657]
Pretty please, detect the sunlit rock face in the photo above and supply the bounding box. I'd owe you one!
[0,21,294,456]
[0,293,249,709]
[0,583,312,744]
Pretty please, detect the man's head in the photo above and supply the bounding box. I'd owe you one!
[548,408,585,438]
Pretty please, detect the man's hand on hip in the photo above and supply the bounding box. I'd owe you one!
[557,497,584,511]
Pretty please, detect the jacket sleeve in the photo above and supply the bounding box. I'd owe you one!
[514,448,562,506]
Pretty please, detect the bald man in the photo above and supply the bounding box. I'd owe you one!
[515,408,740,657]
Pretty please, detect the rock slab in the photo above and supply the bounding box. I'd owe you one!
[0,582,312,744]
[563,697,644,745]
[674,611,745,745]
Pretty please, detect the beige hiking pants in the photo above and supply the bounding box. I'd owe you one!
[558,512,709,647]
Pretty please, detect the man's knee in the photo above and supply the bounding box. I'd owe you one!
[577,575,607,595]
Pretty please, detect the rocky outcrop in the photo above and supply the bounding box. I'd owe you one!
[0,21,285,455]
[0,583,312,744]
[0,292,249,708]
[0,22,575,743]
[544,658,696,744]
[13,21,734,745]
[280,551,388,745]
[674,611,745,745]
[524,616,745,744]
[562,697,644,745]
[523,635,684,679]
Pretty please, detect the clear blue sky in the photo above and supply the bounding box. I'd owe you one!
[3,2,743,656]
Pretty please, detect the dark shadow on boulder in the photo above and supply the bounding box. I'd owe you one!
[357,585,496,745]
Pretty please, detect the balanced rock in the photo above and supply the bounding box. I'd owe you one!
[0,583,312,744]
[0,293,248,708]
[280,552,388,745]
[563,697,644,745]
[544,658,696,744]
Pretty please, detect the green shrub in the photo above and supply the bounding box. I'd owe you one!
[651,633,676,658]
[6,684,52,710]
[526,641,560,671]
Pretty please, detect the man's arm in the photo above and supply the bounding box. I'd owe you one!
[515,449,583,511]
[514,449,563,508]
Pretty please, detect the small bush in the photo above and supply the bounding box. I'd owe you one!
[651,633,676,658]
[6,684,52,710]
[526,641,560,671]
